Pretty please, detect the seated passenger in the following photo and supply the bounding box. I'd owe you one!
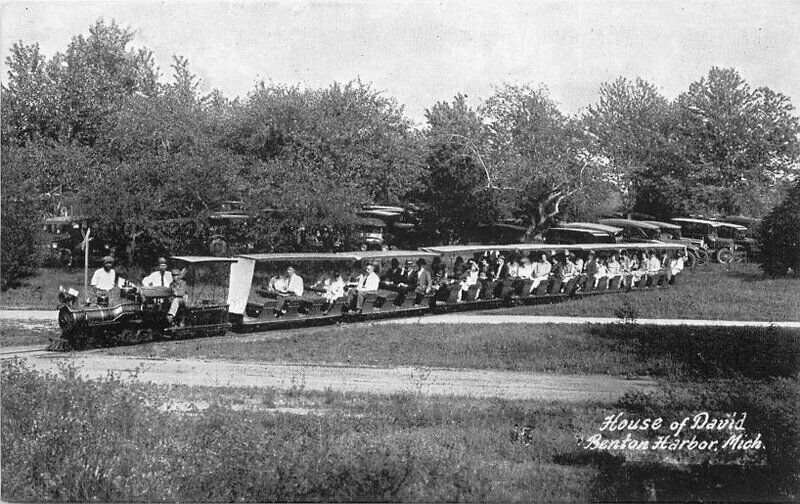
[267,274,288,293]
[345,264,380,314]
[142,257,173,287]
[506,258,520,278]
[561,254,579,281]
[669,252,685,284]
[593,259,609,288]
[607,254,622,278]
[575,256,585,275]
[491,255,508,280]
[478,257,492,281]
[632,252,649,285]
[647,251,662,274]
[167,268,187,326]
[451,256,465,279]
[517,257,534,280]
[274,266,304,317]
[413,258,433,305]
[457,260,480,301]
[396,259,416,291]
[530,253,552,291]
[320,271,345,313]
[381,258,402,288]
[583,253,599,277]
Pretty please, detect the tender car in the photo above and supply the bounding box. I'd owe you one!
[670,218,744,263]
[542,227,617,245]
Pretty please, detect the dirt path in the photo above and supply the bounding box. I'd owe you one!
[9,352,656,402]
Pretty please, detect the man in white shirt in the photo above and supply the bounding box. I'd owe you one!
[275,266,304,316]
[90,255,118,302]
[142,257,173,287]
[669,252,685,285]
[346,263,380,314]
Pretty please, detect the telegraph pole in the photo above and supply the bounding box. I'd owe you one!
[81,226,92,306]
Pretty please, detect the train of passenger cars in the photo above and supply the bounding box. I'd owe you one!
[50,242,687,351]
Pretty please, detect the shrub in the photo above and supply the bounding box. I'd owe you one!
[759,180,800,277]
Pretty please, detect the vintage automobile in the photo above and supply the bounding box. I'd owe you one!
[542,227,617,245]
[561,222,625,242]
[639,220,707,267]
[42,216,116,267]
[597,219,663,242]
[670,218,745,263]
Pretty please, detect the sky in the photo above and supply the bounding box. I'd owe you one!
[2,0,799,125]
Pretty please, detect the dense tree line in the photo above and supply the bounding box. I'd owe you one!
[2,20,799,287]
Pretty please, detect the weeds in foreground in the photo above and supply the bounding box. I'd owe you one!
[3,361,798,502]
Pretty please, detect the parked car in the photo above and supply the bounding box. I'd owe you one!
[640,220,707,267]
[597,219,662,242]
[542,227,617,245]
[670,218,744,263]
[560,222,625,242]
[42,216,115,267]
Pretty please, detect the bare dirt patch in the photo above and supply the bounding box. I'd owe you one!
[13,352,656,401]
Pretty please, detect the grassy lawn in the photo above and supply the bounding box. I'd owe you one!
[484,263,800,321]
[0,321,59,348]
[3,359,797,502]
[107,323,800,380]
[0,268,84,309]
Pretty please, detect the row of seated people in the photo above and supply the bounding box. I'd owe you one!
[260,250,686,316]
[441,249,686,301]
[263,260,433,317]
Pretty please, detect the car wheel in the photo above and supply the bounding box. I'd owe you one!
[685,252,697,269]
[715,248,733,264]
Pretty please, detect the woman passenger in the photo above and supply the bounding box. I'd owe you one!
[458,260,480,301]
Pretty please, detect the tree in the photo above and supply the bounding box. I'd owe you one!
[583,77,671,213]
[1,147,46,289]
[419,94,500,244]
[80,58,245,264]
[2,19,158,148]
[759,180,800,277]
[671,67,800,215]
[480,84,612,236]
[226,80,425,250]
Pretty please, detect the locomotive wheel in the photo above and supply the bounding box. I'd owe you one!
[135,328,153,344]
[696,249,709,264]
[47,338,72,352]
[116,328,138,346]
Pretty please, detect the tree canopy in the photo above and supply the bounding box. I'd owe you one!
[2,20,799,285]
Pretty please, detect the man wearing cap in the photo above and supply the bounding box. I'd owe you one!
[143,257,174,287]
[90,256,118,302]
